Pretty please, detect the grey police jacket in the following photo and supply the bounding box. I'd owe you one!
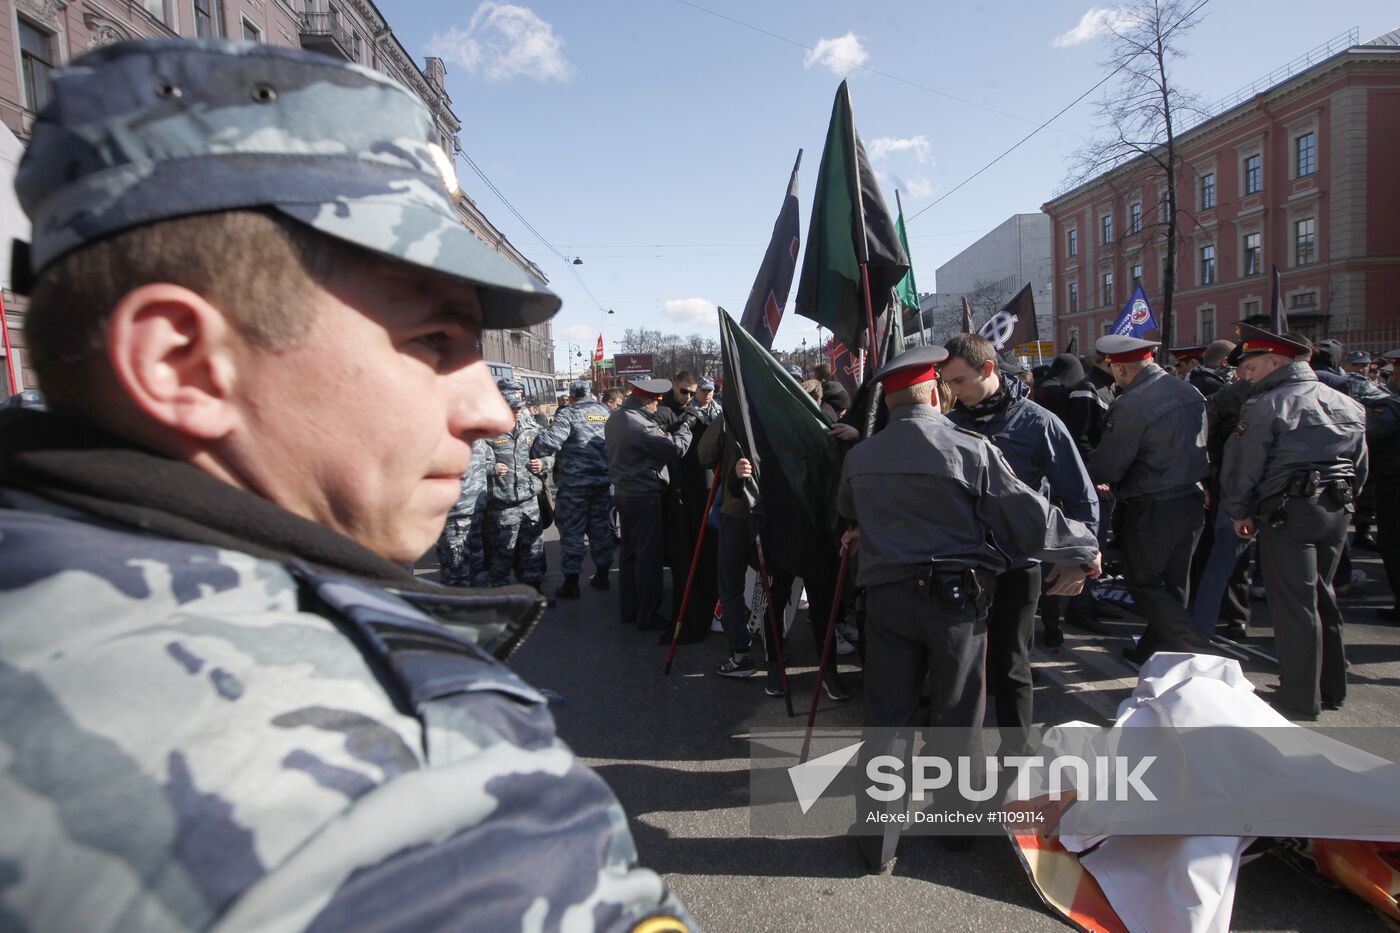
[1221,361,1369,520]
[528,398,611,489]
[487,420,552,507]
[604,399,692,500]
[1088,363,1208,501]
[0,503,692,932]
[837,405,1099,587]
[448,438,495,518]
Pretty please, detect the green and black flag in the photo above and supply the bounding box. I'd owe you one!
[795,80,909,361]
[718,307,845,570]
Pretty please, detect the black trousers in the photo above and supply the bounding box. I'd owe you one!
[1377,476,1400,607]
[617,494,665,627]
[987,565,1041,756]
[1120,490,1211,655]
[856,576,989,868]
[1259,494,1350,715]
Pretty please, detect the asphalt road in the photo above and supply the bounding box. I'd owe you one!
[421,529,1399,932]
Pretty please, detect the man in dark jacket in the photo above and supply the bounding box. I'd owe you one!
[943,335,1099,752]
[1188,340,1235,398]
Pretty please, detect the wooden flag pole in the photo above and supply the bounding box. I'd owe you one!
[860,262,879,373]
[0,292,18,396]
[806,540,852,729]
[662,464,723,675]
[753,537,795,718]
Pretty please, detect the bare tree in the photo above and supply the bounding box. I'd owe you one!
[1069,0,1207,354]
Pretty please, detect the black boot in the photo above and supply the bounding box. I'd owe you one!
[590,564,611,590]
[555,574,580,599]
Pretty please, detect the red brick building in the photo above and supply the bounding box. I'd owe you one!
[1043,29,1400,354]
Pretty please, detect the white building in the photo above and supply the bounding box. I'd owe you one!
[932,213,1054,343]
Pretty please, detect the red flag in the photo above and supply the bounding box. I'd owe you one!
[593,335,604,363]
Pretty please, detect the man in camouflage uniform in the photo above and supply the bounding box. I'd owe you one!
[486,388,552,589]
[0,39,691,932]
[531,380,614,598]
[689,375,723,425]
[435,437,495,587]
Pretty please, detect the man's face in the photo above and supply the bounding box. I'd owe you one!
[695,387,713,406]
[605,394,621,410]
[673,382,697,406]
[1238,353,1286,384]
[938,357,998,406]
[643,396,660,413]
[1178,358,1199,375]
[228,262,511,563]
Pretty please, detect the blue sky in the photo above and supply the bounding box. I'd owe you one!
[386,1,1398,370]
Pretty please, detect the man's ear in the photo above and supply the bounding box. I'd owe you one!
[105,284,242,441]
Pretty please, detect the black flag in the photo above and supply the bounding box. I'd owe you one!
[977,283,1038,353]
[740,150,803,349]
[1270,264,1287,334]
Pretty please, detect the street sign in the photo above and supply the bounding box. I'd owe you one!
[1015,341,1056,358]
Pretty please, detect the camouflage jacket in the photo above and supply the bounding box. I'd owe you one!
[529,398,610,489]
[487,419,552,507]
[0,497,692,932]
[448,438,496,518]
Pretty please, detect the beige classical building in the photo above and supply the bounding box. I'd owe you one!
[0,0,554,396]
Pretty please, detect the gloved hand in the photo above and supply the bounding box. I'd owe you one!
[671,409,701,433]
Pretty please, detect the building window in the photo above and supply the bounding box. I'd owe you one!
[242,18,261,41]
[1100,319,1113,337]
[1244,153,1262,195]
[1068,325,1079,350]
[1296,132,1316,178]
[1199,173,1215,210]
[1290,292,1318,310]
[1295,217,1316,265]
[352,29,362,60]
[18,19,55,113]
[1102,271,1114,307]
[1067,228,1077,258]
[195,0,222,37]
[1199,308,1215,343]
[1200,244,1215,285]
[1131,263,1143,285]
[1129,202,1142,235]
[1160,188,1171,219]
[1243,232,1261,277]
[304,0,315,11]
[1068,281,1079,313]
[1101,213,1113,245]
[142,0,169,23]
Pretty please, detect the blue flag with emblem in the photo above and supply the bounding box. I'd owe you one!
[1110,285,1158,338]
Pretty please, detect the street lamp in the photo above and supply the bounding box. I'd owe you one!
[801,337,808,373]
[566,256,584,265]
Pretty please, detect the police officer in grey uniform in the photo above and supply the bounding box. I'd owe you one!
[530,379,614,598]
[1222,324,1368,718]
[0,38,690,930]
[838,346,1101,871]
[436,437,495,586]
[606,379,695,630]
[1089,335,1213,664]
[486,387,553,589]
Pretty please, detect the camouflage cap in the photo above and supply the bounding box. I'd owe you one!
[569,379,590,395]
[12,38,560,330]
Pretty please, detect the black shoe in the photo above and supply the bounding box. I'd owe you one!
[590,565,611,590]
[822,670,852,702]
[1218,622,1248,640]
[1355,533,1380,551]
[854,837,896,874]
[1043,623,1065,649]
[1322,696,1345,711]
[716,654,757,678]
[1258,688,1319,721]
[765,669,786,697]
[1376,606,1400,623]
[1121,644,1151,667]
[555,574,580,600]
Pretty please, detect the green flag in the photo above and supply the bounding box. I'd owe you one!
[719,308,844,553]
[795,81,909,357]
[895,209,919,312]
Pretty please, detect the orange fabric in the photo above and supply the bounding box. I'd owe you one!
[1106,348,1154,363]
[880,364,939,391]
[1241,338,1299,358]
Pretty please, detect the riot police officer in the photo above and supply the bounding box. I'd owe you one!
[1222,324,1368,718]
[437,437,496,587]
[1089,335,1212,665]
[531,380,614,598]
[838,346,1101,871]
[486,388,553,589]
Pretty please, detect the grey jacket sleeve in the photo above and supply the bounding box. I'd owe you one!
[1087,404,1141,487]
[975,445,1099,566]
[529,407,573,458]
[1220,400,1277,521]
[638,419,692,462]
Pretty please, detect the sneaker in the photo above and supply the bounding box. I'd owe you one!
[835,630,856,655]
[716,654,757,678]
[710,615,724,633]
[822,671,852,702]
[765,669,786,697]
[836,621,859,644]
[1336,568,1368,596]
[1218,622,1248,640]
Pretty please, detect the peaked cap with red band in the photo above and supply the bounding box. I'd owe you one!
[628,377,672,399]
[874,346,949,392]
[1233,323,1309,361]
[1095,335,1160,364]
[1170,345,1206,362]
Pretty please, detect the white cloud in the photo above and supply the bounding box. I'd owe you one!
[867,135,933,163]
[663,298,719,327]
[899,177,935,199]
[426,3,572,82]
[804,33,868,77]
[559,323,592,344]
[1052,7,1136,47]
